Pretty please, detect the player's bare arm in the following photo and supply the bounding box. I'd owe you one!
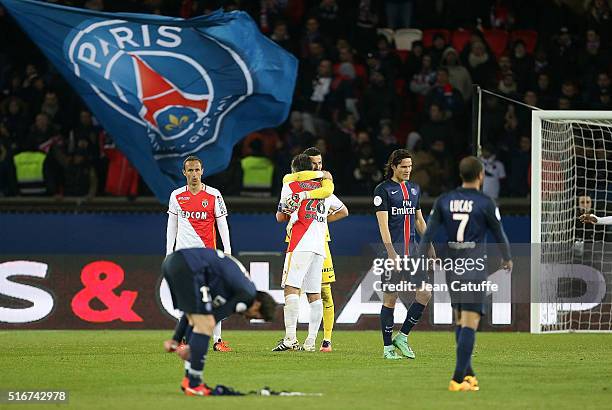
[327,205,348,223]
[276,211,290,223]
[580,214,612,225]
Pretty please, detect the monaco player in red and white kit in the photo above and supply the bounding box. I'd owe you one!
[165,156,233,352]
[272,154,344,352]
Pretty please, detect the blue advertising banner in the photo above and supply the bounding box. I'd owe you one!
[0,213,530,255]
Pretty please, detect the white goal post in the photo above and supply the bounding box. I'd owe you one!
[531,111,612,333]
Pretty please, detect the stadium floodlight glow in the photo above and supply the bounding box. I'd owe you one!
[531,110,612,333]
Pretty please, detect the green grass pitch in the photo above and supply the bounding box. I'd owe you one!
[1,330,611,409]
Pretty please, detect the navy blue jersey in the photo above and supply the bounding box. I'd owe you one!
[417,187,511,260]
[178,248,257,320]
[373,179,421,255]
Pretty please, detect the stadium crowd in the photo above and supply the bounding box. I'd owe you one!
[0,0,610,198]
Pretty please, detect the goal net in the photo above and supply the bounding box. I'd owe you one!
[531,111,612,333]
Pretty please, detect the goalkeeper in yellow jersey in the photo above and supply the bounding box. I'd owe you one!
[277,147,349,352]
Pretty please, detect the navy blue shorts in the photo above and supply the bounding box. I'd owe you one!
[162,252,214,315]
[446,272,486,316]
[380,242,430,292]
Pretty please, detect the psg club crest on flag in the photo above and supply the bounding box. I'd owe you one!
[1,0,297,202]
[64,20,246,159]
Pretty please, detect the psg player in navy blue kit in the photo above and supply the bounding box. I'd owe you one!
[162,248,277,396]
[417,156,512,392]
[373,149,435,360]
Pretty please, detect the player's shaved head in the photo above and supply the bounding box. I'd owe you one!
[183,155,202,170]
[291,153,312,172]
[459,156,484,182]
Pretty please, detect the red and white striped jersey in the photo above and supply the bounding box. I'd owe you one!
[168,185,228,250]
[279,180,344,256]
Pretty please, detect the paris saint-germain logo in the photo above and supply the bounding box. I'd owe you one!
[411,188,418,195]
[64,19,253,159]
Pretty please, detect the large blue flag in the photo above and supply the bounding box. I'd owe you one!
[1,0,297,202]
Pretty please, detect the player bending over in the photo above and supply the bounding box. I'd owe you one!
[273,154,344,351]
[417,156,512,392]
[278,147,349,352]
[162,248,277,396]
[374,149,434,360]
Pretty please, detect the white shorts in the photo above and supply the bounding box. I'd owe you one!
[281,251,324,294]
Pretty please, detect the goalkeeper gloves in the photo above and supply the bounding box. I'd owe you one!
[284,191,309,213]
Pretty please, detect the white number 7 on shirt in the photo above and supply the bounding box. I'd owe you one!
[452,213,470,242]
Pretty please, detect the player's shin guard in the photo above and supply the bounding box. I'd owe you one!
[380,305,394,346]
[284,294,300,342]
[453,327,475,383]
[400,302,424,335]
[188,332,210,388]
[307,299,323,343]
[213,321,222,342]
[173,315,188,343]
[321,285,334,341]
